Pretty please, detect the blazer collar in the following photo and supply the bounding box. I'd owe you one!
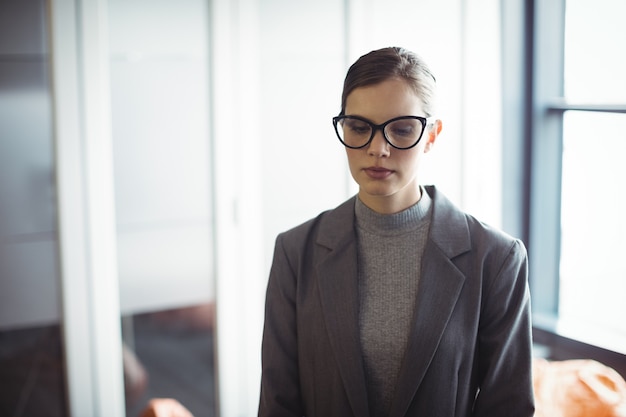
[422,185,472,258]
[315,187,471,417]
[317,187,471,258]
[388,187,471,416]
[316,196,370,417]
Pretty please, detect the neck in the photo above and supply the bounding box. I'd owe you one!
[358,186,422,214]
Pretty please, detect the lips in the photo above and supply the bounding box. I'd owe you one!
[364,166,394,179]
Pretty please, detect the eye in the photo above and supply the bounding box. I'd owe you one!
[388,121,418,137]
[344,119,371,135]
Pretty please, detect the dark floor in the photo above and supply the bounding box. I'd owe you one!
[0,326,67,417]
[0,307,216,417]
[125,310,216,417]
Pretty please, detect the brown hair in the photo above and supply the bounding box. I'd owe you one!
[340,46,437,117]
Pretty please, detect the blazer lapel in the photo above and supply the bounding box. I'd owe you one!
[316,197,370,417]
[388,187,471,417]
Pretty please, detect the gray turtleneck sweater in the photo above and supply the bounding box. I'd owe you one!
[355,189,433,417]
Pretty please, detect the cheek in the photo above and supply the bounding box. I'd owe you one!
[345,149,360,170]
[395,149,422,173]
[345,149,367,183]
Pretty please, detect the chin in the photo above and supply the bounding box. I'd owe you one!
[360,186,397,199]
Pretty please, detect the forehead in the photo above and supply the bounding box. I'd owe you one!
[344,78,425,123]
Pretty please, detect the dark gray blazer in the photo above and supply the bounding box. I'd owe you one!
[259,186,534,417]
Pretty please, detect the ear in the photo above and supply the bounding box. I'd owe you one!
[423,119,442,153]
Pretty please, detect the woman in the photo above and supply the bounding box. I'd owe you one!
[259,47,534,417]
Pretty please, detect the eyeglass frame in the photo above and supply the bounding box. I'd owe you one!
[332,114,429,150]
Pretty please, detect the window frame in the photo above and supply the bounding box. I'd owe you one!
[528,0,565,326]
[511,0,626,375]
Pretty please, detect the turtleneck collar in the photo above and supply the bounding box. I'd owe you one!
[355,187,432,236]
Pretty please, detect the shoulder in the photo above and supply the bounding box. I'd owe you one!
[275,196,356,250]
[427,185,526,260]
[467,214,527,273]
[465,211,523,252]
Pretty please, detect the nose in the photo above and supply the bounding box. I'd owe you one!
[367,129,390,157]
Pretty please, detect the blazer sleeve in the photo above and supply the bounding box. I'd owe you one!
[473,239,535,416]
[258,233,304,417]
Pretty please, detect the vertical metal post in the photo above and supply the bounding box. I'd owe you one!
[49,0,125,415]
[528,0,566,317]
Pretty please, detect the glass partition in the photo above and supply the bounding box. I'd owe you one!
[0,1,68,415]
[107,1,217,415]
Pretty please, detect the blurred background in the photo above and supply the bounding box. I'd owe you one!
[0,0,624,416]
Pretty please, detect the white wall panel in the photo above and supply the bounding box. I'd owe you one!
[108,0,215,314]
[259,0,349,269]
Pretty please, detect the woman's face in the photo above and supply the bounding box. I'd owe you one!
[343,77,441,214]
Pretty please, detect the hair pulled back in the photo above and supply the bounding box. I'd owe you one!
[340,47,437,117]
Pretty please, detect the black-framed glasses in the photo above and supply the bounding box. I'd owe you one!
[332,115,428,150]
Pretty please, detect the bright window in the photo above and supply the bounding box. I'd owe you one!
[563,0,626,103]
[542,0,626,352]
[559,111,626,349]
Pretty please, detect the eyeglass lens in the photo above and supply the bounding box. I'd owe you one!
[336,117,424,149]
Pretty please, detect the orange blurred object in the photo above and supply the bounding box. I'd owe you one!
[533,358,626,417]
[138,398,195,417]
